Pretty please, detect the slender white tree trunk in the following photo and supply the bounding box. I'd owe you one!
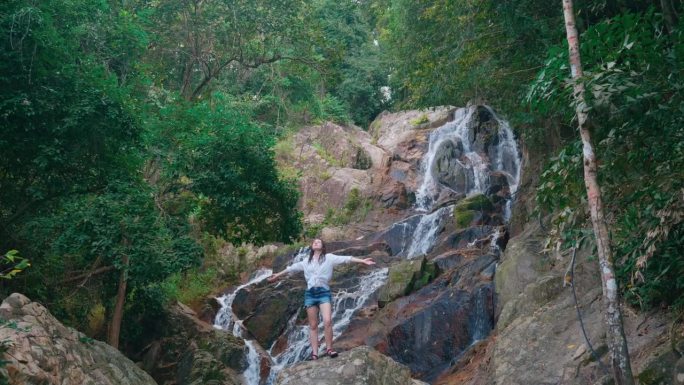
[561,1,635,384]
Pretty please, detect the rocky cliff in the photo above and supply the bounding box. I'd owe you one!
[0,293,157,385]
[6,105,679,385]
[220,104,522,384]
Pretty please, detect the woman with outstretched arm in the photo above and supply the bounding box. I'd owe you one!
[267,238,375,360]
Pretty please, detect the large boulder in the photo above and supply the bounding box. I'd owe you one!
[377,257,436,307]
[141,302,246,385]
[335,253,497,381]
[275,345,428,385]
[431,138,473,193]
[0,293,156,385]
[491,222,681,384]
[232,278,306,349]
[369,107,455,155]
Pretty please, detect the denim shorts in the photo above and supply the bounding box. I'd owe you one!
[304,287,332,308]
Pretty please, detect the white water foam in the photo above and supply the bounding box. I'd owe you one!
[405,206,451,259]
[213,268,273,385]
[267,267,389,384]
[214,249,388,385]
[414,105,521,216]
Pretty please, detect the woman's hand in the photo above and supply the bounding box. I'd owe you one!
[267,274,279,283]
[361,258,375,266]
[350,257,376,266]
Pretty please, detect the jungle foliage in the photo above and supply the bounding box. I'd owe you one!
[378,0,683,311]
[1,0,682,357]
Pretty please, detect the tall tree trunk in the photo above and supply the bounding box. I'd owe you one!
[108,254,129,349]
[561,1,635,384]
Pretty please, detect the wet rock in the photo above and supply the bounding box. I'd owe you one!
[383,281,495,381]
[380,180,410,209]
[467,106,500,158]
[336,255,497,381]
[197,295,222,324]
[431,138,472,193]
[451,194,495,229]
[486,171,510,197]
[333,242,393,258]
[276,345,427,385]
[0,293,156,385]
[367,215,423,256]
[440,226,495,251]
[378,258,434,307]
[142,302,246,385]
[232,278,306,348]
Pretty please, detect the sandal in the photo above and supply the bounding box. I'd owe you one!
[309,354,318,361]
[326,349,338,358]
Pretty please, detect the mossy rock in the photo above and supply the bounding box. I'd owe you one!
[454,209,475,228]
[410,113,430,127]
[353,146,372,170]
[635,349,680,385]
[454,194,494,212]
[378,258,438,306]
[379,259,423,305]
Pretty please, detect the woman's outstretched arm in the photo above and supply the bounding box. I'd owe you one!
[267,269,288,282]
[268,261,304,283]
[349,257,375,266]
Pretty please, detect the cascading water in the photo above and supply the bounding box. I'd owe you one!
[213,249,389,385]
[210,105,521,384]
[266,267,388,383]
[213,268,273,384]
[414,105,521,214]
[404,206,451,259]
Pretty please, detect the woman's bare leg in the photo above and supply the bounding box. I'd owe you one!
[306,306,319,356]
[319,302,333,351]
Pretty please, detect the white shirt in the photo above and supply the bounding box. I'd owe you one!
[284,253,353,289]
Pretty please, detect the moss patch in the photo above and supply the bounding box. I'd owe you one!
[454,209,475,228]
[410,113,430,127]
[378,257,438,306]
[455,194,494,211]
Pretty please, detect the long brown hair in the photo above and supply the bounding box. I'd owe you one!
[308,239,327,263]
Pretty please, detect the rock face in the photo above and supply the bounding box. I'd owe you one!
[485,221,684,385]
[141,302,246,385]
[335,250,497,382]
[278,108,457,239]
[275,345,428,385]
[232,277,306,349]
[0,293,157,385]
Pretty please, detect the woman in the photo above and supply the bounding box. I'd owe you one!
[267,238,375,360]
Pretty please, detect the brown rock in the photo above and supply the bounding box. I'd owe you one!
[0,293,156,385]
[275,345,427,385]
[141,302,246,385]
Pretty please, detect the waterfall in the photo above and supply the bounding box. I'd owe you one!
[209,104,521,384]
[404,206,451,259]
[213,268,273,385]
[213,249,388,385]
[414,105,521,214]
[267,267,389,383]
[214,268,273,332]
[468,285,494,342]
[494,117,522,221]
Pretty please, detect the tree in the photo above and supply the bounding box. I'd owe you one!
[136,0,311,100]
[561,1,634,383]
[148,95,302,245]
[0,0,145,245]
[18,183,202,347]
